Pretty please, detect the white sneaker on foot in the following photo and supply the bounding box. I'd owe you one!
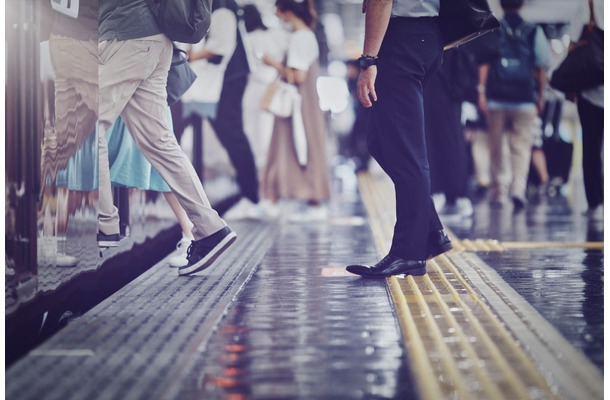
[223,198,257,220]
[250,200,280,220]
[168,236,192,268]
[288,205,328,222]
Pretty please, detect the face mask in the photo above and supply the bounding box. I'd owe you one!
[280,20,294,32]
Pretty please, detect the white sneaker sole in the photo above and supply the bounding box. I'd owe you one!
[97,240,120,248]
[178,232,237,276]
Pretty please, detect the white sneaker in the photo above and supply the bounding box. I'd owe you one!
[456,197,474,217]
[250,200,281,220]
[223,198,257,220]
[168,236,192,268]
[288,205,328,223]
[432,193,446,211]
[56,254,78,267]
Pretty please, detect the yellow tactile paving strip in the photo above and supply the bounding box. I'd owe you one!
[357,172,603,400]
[453,239,604,252]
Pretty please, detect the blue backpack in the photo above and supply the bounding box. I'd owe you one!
[487,19,537,103]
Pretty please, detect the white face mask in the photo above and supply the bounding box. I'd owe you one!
[279,20,294,32]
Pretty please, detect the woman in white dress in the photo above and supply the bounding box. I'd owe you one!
[258,0,331,222]
[242,4,289,172]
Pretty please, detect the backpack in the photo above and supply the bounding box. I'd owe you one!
[144,0,213,44]
[487,19,537,102]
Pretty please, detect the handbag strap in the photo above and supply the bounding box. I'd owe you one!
[171,47,189,67]
[586,0,596,32]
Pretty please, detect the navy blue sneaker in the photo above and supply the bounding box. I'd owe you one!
[178,226,237,276]
[97,232,121,247]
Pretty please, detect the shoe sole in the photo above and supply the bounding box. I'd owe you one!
[168,259,188,268]
[347,265,427,278]
[178,232,237,276]
[98,241,120,248]
[357,267,427,278]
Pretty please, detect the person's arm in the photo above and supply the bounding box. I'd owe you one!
[189,47,221,62]
[357,0,393,107]
[477,64,490,114]
[262,54,288,79]
[188,8,236,62]
[533,66,546,114]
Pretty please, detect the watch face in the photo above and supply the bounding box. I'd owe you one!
[359,56,376,70]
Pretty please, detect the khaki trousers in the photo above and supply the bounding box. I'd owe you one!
[98,34,225,239]
[487,108,536,202]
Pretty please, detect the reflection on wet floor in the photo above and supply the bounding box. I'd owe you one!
[444,195,604,373]
[178,197,419,399]
[5,164,603,400]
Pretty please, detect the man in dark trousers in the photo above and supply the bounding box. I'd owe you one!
[346,0,452,278]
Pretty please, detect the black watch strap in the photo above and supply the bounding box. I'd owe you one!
[358,54,378,70]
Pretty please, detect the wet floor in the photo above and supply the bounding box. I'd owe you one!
[5,167,603,400]
[443,195,604,372]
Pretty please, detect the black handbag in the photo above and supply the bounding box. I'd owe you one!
[166,46,197,106]
[550,25,604,94]
[439,0,500,50]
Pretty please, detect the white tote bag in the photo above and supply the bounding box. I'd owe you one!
[181,59,226,104]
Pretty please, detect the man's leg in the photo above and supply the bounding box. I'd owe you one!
[578,97,604,209]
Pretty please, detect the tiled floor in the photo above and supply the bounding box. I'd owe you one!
[5,168,603,400]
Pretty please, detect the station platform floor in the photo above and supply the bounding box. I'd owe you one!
[6,167,604,400]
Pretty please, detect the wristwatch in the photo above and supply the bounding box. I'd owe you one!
[358,54,378,70]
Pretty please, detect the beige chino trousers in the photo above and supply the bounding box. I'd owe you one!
[97,34,225,239]
[486,108,536,202]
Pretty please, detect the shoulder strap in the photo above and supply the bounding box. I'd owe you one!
[587,0,596,31]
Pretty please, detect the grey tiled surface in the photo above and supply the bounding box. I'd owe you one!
[6,192,417,400]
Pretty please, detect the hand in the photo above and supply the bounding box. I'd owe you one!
[357,67,377,108]
[261,54,273,66]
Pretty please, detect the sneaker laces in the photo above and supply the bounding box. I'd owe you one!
[185,242,196,262]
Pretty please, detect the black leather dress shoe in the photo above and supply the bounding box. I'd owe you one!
[427,229,453,259]
[346,254,426,278]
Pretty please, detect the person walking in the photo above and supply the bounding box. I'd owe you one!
[477,0,551,211]
[98,0,236,276]
[346,0,453,278]
[241,4,289,173]
[425,47,475,221]
[182,0,261,219]
[255,0,332,222]
[566,0,604,219]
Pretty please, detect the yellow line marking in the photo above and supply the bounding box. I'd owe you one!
[387,277,445,400]
[452,239,603,251]
[430,257,558,399]
[501,241,604,249]
[406,274,471,399]
[421,269,505,400]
